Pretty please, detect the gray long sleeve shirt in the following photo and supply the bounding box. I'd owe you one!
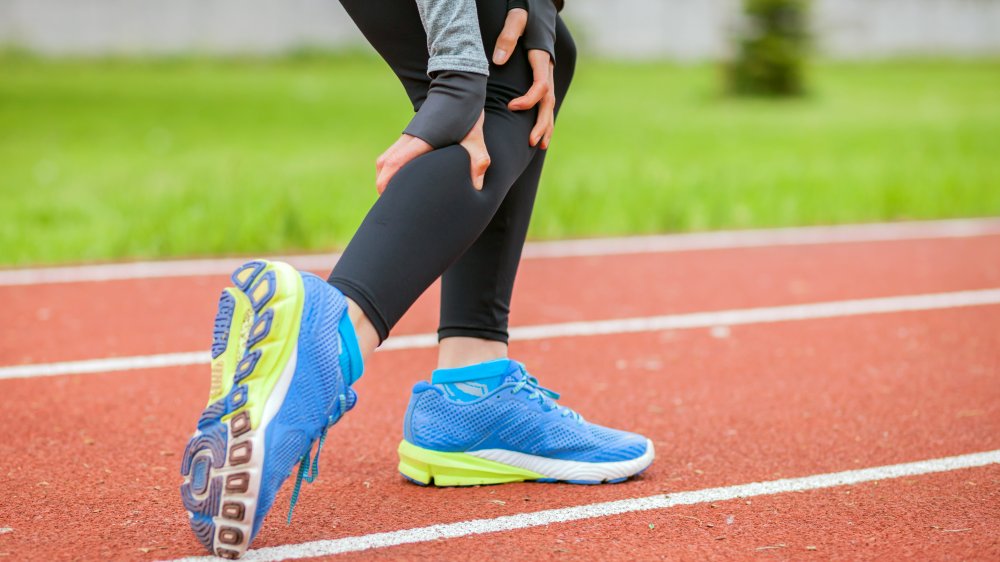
[416,0,490,76]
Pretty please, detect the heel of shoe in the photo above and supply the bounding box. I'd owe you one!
[397,440,544,487]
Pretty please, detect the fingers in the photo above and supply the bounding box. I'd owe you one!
[375,136,407,176]
[509,50,556,148]
[467,148,491,190]
[530,89,555,148]
[539,62,556,148]
[508,81,546,112]
[493,8,527,65]
[459,111,490,190]
[508,51,551,111]
[375,135,432,195]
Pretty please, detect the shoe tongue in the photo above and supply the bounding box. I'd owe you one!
[432,358,517,402]
[503,361,528,384]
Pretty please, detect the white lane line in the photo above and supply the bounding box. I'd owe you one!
[165,449,1000,561]
[520,217,1000,259]
[0,352,208,380]
[3,288,999,381]
[3,218,999,286]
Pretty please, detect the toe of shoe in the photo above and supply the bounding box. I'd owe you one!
[579,428,650,463]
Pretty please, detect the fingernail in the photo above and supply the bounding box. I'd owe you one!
[493,50,507,64]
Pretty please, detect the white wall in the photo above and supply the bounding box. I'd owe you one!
[812,0,1000,57]
[0,0,364,55]
[2,0,999,59]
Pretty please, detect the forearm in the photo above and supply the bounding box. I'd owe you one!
[523,0,558,63]
[406,0,489,148]
[404,71,486,149]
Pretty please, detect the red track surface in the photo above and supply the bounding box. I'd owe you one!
[5,236,1000,365]
[1,232,999,560]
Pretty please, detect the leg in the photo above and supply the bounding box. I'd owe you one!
[182,8,579,555]
[438,18,578,368]
[331,0,543,359]
[398,31,653,480]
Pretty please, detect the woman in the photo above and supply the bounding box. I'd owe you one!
[179,1,654,558]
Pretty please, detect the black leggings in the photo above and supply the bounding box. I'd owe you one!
[329,0,576,344]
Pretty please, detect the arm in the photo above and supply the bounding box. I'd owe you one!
[522,0,558,64]
[493,0,561,148]
[376,0,493,193]
[404,0,490,149]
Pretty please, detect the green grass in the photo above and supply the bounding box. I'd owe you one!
[1,54,998,266]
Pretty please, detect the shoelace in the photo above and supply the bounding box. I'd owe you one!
[286,393,348,524]
[510,367,582,423]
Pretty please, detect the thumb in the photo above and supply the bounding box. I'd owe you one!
[493,8,527,65]
[469,148,490,190]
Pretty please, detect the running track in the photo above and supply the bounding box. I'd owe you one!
[1,219,998,561]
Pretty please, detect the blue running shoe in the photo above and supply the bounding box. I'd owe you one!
[180,260,364,558]
[398,359,654,486]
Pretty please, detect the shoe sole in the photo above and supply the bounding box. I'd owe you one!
[180,260,304,559]
[397,439,655,486]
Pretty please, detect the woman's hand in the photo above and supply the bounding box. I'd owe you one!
[458,111,491,189]
[509,50,555,148]
[375,110,490,194]
[492,7,557,149]
[375,134,432,195]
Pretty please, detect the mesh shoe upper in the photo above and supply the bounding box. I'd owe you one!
[404,362,649,463]
[253,273,357,538]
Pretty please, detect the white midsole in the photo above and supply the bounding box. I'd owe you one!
[260,345,299,428]
[207,339,300,547]
[467,439,655,482]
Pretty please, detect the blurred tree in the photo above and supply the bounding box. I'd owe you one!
[726,0,810,97]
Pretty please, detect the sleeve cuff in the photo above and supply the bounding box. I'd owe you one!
[427,55,490,77]
[403,71,487,149]
[523,0,558,64]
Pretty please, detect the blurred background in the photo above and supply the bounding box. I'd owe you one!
[1,0,998,266]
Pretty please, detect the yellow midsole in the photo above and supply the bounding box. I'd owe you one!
[397,440,544,486]
[219,261,304,429]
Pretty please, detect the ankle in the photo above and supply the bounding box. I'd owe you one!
[345,298,380,361]
[436,337,508,370]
